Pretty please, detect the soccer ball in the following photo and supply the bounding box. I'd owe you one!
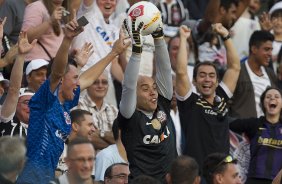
[127,1,162,36]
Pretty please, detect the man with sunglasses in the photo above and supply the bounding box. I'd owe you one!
[76,72,117,152]
[203,153,242,184]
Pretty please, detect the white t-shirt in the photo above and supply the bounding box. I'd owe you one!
[245,61,271,117]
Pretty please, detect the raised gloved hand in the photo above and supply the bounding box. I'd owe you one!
[151,24,164,39]
[123,18,144,54]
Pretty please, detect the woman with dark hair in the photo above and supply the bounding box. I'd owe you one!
[21,0,71,62]
[230,87,282,184]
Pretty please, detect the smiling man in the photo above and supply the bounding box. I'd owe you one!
[76,72,117,152]
[229,30,278,119]
[16,16,130,184]
[175,24,240,168]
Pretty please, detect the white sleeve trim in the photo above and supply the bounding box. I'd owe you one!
[219,82,233,98]
[175,88,193,101]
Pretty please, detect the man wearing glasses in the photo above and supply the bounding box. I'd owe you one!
[203,153,242,184]
[76,72,117,151]
[49,137,96,184]
[104,163,130,184]
[0,31,37,137]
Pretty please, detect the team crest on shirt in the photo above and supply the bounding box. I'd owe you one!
[64,112,71,125]
[157,110,167,123]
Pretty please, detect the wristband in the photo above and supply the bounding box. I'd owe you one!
[222,34,231,41]
[132,45,142,54]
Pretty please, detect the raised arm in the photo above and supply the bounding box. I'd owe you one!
[119,19,143,118]
[23,5,64,42]
[213,23,240,93]
[153,28,173,100]
[50,16,83,92]
[1,32,36,119]
[175,25,192,97]
[79,30,130,91]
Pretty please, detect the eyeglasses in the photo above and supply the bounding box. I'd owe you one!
[111,174,128,180]
[69,157,95,164]
[18,100,30,105]
[93,79,108,85]
[212,155,234,173]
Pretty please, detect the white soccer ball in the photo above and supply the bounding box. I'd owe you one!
[127,1,162,36]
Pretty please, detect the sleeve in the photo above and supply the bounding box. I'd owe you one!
[21,2,46,31]
[29,79,57,112]
[229,117,260,138]
[154,39,173,100]
[94,152,113,181]
[119,54,141,119]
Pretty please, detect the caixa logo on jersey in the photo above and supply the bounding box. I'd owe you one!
[64,112,71,125]
[96,27,116,47]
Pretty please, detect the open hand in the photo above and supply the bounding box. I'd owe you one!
[74,42,94,68]
[50,6,64,25]
[18,32,37,54]
[112,28,131,56]
[259,12,273,31]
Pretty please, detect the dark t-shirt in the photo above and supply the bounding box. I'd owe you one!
[230,117,282,180]
[118,95,177,183]
[0,116,27,137]
[177,85,230,167]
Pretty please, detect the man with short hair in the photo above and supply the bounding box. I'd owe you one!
[17,16,130,184]
[25,59,48,92]
[50,137,95,184]
[203,153,242,184]
[77,72,117,150]
[104,163,130,184]
[56,109,96,175]
[175,24,240,168]
[118,18,177,182]
[0,136,26,184]
[229,30,278,119]
[166,156,201,184]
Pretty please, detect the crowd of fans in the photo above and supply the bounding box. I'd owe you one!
[0,0,282,184]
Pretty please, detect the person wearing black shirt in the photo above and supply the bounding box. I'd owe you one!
[118,19,177,183]
[175,24,240,168]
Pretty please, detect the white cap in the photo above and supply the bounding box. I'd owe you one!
[0,72,9,84]
[19,88,35,98]
[269,2,282,15]
[26,59,49,76]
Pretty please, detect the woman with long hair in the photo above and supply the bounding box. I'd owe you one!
[21,0,71,62]
[230,87,282,184]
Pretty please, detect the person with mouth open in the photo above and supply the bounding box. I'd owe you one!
[16,15,130,184]
[175,23,240,169]
[117,19,177,183]
[229,87,282,184]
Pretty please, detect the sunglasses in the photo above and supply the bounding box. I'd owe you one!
[212,155,234,173]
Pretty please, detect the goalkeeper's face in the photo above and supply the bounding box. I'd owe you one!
[97,0,117,20]
[136,76,158,112]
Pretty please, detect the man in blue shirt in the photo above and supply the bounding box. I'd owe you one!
[17,17,130,184]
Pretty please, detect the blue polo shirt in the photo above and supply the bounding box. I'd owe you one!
[16,79,80,184]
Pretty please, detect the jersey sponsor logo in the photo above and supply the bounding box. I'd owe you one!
[143,126,170,144]
[157,110,167,123]
[257,136,282,149]
[95,26,115,47]
[55,130,68,142]
[64,112,71,125]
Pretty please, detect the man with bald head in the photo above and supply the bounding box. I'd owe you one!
[118,19,177,183]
